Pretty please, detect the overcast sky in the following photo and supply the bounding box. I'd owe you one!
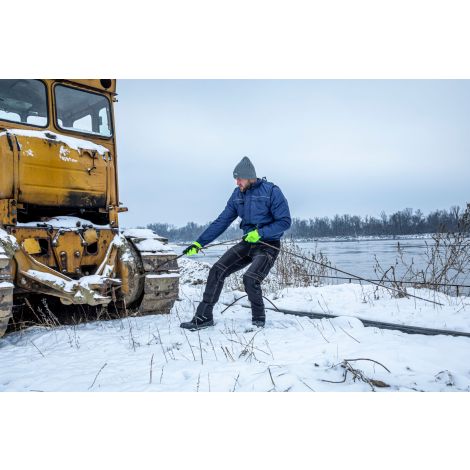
[114,80,470,228]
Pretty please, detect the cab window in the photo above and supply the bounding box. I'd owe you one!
[0,79,48,127]
[55,85,112,138]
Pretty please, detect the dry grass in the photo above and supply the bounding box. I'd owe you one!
[225,238,333,294]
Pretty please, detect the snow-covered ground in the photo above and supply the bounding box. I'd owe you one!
[1,257,470,392]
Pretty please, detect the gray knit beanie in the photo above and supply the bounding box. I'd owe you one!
[233,156,256,179]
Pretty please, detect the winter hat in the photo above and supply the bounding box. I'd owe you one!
[233,156,257,179]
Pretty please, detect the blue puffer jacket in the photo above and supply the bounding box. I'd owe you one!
[196,177,291,247]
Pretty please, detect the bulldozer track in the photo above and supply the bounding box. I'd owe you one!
[123,234,180,316]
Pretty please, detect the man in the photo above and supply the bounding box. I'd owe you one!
[180,156,291,330]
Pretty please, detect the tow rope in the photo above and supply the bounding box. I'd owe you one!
[166,238,444,306]
[257,240,443,307]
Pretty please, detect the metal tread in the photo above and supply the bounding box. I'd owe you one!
[125,236,180,315]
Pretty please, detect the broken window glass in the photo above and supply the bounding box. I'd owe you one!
[55,85,112,138]
[0,79,48,127]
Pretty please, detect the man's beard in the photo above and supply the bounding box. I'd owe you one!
[240,181,254,192]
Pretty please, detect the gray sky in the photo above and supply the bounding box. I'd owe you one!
[114,80,470,228]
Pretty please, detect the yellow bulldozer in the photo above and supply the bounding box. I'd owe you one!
[0,79,180,337]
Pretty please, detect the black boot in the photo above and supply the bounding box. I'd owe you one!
[252,313,265,328]
[180,314,214,331]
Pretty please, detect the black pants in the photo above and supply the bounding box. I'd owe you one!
[195,240,280,321]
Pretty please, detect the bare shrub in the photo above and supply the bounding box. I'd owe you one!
[373,247,410,299]
[268,238,332,292]
[373,207,470,297]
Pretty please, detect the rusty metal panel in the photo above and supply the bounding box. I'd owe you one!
[12,227,115,276]
[0,199,17,225]
[22,237,41,254]
[15,133,109,208]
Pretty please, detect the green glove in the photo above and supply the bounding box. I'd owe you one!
[183,241,202,256]
[244,229,261,243]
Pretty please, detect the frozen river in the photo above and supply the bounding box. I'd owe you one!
[173,237,470,293]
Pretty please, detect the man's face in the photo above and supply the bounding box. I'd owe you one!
[235,178,251,192]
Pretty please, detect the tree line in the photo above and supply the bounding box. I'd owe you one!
[147,206,466,242]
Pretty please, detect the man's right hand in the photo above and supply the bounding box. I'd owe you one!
[183,241,202,256]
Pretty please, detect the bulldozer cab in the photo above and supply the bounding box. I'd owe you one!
[0,79,121,226]
[0,79,115,138]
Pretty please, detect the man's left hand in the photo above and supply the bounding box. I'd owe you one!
[244,229,261,243]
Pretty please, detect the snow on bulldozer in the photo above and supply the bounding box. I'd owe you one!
[0,79,180,337]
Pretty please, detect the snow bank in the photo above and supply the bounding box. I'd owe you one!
[178,257,211,285]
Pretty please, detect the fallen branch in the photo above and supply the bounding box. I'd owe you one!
[321,358,391,391]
